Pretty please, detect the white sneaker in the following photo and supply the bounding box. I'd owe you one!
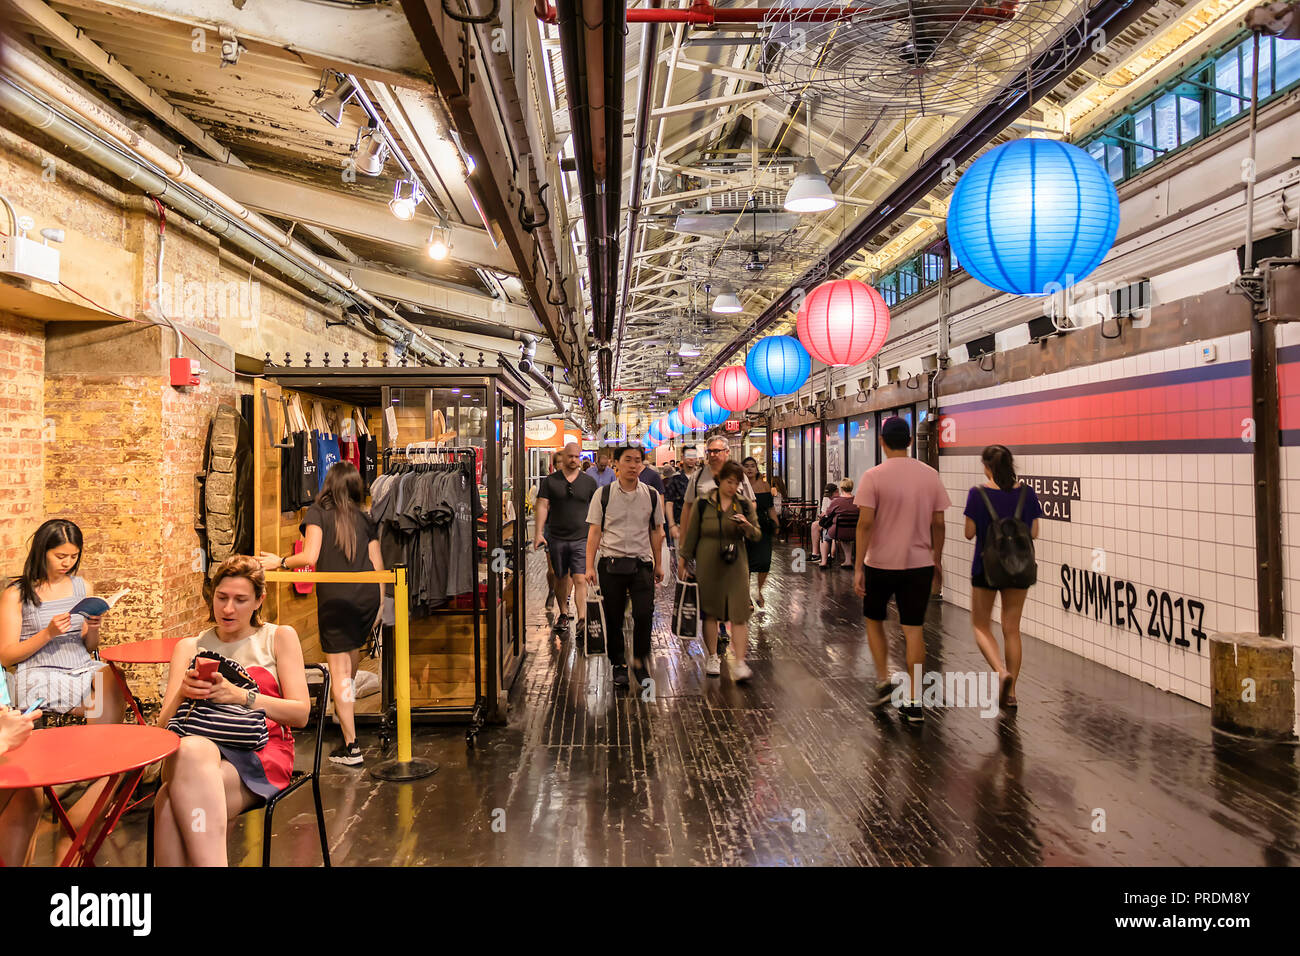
[731,660,753,682]
[705,653,721,677]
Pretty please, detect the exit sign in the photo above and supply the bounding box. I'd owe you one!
[723,420,740,432]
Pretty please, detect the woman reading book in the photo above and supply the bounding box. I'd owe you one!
[0,518,126,860]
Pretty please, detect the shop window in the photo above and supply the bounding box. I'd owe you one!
[1277,36,1300,89]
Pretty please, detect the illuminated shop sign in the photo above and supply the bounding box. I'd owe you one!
[1019,475,1080,522]
[1060,564,1207,652]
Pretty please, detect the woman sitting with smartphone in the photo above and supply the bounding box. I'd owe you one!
[154,555,310,867]
[0,703,42,865]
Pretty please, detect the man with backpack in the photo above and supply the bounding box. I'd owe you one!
[585,445,667,690]
[853,417,951,723]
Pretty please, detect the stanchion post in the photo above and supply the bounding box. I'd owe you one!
[370,564,438,781]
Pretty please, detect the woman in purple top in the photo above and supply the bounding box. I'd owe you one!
[963,445,1042,710]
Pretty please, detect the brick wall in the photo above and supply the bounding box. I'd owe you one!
[43,375,163,649]
[0,312,45,577]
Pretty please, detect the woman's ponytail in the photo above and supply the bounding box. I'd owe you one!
[981,445,1017,492]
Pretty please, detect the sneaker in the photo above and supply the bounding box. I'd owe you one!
[705,653,721,677]
[555,613,572,631]
[545,591,556,610]
[329,741,363,766]
[575,618,586,644]
[872,678,900,708]
[898,701,925,724]
[612,664,630,687]
[731,660,753,682]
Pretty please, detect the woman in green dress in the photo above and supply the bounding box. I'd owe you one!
[741,457,778,608]
[679,462,762,681]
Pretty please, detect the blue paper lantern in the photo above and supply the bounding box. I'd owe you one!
[692,389,729,427]
[948,139,1120,296]
[667,409,684,435]
[647,421,666,443]
[745,335,811,396]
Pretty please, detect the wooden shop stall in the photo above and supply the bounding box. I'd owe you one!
[252,355,528,745]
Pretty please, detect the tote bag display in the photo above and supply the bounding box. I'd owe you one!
[584,582,607,657]
[281,394,315,510]
[311,402,340,491]
[340,412,362,472]
[672,579,700,639]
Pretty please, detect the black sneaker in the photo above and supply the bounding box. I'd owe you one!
[612,664,630,687]
[872,679,900,708]
[555,613,572,631]
[329,741,364,766]
[898,701,925,724]
[575,618,587,643]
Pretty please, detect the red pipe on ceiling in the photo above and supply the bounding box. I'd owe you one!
[536,1,1017,25]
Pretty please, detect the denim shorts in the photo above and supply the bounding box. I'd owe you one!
[546,535,587,577]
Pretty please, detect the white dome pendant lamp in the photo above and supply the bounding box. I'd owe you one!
[784,97,836,214]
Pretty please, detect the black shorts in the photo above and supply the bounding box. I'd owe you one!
[971,569,992,590]
[861,566,934,626]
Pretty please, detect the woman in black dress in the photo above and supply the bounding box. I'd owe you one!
[261,461,381,766]
[741,457,778,608]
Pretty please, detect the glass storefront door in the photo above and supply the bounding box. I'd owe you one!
[787,426,803,499]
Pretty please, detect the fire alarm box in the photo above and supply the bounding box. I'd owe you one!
[170,357,200,387]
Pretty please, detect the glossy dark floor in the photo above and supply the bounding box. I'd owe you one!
[87,545,1298,866]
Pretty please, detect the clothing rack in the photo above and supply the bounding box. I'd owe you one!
[377,444,487,746]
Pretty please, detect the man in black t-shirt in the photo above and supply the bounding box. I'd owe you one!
[534,442,598,638]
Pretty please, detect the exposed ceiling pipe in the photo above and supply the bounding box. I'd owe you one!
[554,0,604,346]
[0,76,450,363]
[517,336,566,415]
[614,0,660,394]
[683,0,1160,391]
[0,35,457,365]
[536,1,1018,25]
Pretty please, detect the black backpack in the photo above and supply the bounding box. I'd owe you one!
[976,485,1037,589]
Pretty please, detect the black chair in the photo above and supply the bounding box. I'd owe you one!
[147,663,331,867]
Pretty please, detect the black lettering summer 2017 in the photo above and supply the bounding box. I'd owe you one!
[1060,564,1206,652]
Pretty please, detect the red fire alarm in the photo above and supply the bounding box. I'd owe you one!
[169,357,200,387]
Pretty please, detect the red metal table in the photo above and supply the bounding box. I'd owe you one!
[0,725,179,866]
[100,637,183,725]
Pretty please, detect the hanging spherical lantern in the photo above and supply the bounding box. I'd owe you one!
[678,396,705,431]
[666,408,685,435]
[796,279,890,367]
[948,138,1120,296]
[691,389,729,427]
[646,421,666,443]
[745,335,811,396]
[657,414,677,438]
[712,366,760,412]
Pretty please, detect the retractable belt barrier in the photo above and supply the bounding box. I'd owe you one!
[264,565,437,781]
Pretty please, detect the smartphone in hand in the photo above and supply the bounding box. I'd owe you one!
[22,697,46,716]
[195,658,220,682]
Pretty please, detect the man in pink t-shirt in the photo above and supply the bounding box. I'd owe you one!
[853,416,951,723]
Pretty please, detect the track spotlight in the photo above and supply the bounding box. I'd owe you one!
[310,73,358,128]
[353,124,389,177]
[426,221,451,260]
[389,178,422,221]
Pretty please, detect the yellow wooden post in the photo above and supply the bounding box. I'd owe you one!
[393,565,412,765]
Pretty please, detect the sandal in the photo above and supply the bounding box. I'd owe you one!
[999,672,1013,708]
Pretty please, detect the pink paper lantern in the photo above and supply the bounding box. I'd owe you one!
[677,397,705,431]
[657,414,677,438]
[795,278,890,367]
[712,365,760,412]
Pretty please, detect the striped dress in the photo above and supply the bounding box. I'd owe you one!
[189,623,295,800]
[15,576,107,713]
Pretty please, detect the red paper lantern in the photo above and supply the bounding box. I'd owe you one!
[712,366,759,412]
[677,397,705,431]
[796,279,890,367]
[657,414,677,438]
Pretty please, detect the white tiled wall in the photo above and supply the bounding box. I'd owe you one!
[940,335,1256,708]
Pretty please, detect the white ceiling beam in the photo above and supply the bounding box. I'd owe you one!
[186,156,516,274]
[664,56,767,86]
[650,88,770,120]
[44,0,433,87]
